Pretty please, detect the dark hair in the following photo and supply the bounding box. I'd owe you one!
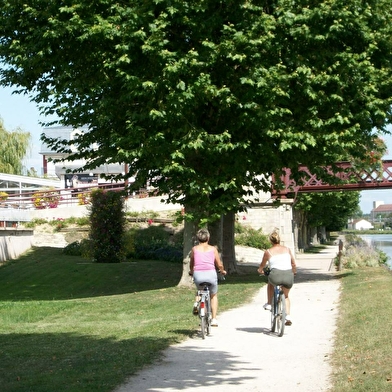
[197,229,210,243]
[269,231,280,245]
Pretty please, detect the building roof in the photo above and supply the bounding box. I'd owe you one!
[372,204,392,213]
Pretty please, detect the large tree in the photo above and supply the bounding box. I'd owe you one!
[0,117,31,175]
[294,191,360,248]
[1,0,392,278]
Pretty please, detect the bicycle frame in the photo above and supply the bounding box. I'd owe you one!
[271,284,286,337]
[197,284,212,339]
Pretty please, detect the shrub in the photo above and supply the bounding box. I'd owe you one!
[234,223,270,250]
[338,234,388,268]
[125,225,183,263]
[89,190,126,263]
[63,239,93,258]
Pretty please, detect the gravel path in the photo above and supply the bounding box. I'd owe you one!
[114,245,341,392]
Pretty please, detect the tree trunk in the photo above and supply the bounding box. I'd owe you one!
[222,211,238,274]
[177,218,198,288]
[208,216,223,251]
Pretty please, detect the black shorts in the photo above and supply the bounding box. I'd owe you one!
[268,269,294,289]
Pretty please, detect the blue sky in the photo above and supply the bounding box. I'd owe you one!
[1,86,392,214]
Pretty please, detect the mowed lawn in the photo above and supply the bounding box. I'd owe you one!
[0,247,262,392]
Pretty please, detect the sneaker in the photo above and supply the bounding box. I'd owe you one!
[285,315,292,326]
[263,303,271,311]
[192,302,198,315]
[211,318,218,327]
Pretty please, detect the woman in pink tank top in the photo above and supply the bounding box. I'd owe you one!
[190,229,227,327]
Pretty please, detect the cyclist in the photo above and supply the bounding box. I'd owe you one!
[189,228,227,327]
[257,230,297,325]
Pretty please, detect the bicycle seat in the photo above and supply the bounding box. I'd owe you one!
[198,282,212,289]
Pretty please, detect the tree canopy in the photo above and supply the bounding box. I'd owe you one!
[1,0,392,221]
[294,191,360,231]
[0,117,31,175]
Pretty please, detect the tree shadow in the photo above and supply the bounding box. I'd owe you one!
[0,333,172,392]
[115,345,261,391]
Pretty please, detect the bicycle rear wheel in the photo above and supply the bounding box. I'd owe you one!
[206,297,211,336]
[276,293,286,337]
[200,315,206,339]
[271,295,277,333]
[199,299,208,339]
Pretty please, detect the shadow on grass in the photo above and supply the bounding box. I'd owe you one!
[0,247,182,301]
[0,332,261,392]
[0,332,172,392]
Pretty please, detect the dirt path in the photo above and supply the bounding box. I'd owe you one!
[114,245,341,392]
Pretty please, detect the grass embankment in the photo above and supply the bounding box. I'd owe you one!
[331,266,392,391]
[0,248,261,392]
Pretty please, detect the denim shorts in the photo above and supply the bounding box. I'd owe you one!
[193,270,218,294]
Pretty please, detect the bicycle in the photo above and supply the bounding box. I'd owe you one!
[196,282,212,339]
[270,284,287,337]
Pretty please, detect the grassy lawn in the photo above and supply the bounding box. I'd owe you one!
[331,266,392,391]
[0,247,262,392]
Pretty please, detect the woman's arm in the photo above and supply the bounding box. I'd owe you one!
[214,247,227,275]
[289,249,297,274]
[189,248,195,275]
[257,251,270,274]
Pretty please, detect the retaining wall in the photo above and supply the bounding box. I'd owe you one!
[0,229,34,262]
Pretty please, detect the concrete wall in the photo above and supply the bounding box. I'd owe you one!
[0,229,34,262]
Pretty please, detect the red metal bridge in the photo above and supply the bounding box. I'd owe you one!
[273,160,392,198]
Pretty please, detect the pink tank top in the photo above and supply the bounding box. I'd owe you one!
[193,249,215,271]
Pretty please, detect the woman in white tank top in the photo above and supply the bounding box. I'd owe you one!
[257,231,297,325]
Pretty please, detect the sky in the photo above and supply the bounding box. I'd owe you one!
[1,86,392,214]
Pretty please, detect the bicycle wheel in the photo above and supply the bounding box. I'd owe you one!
[270,293,277,333]
[200,314,206,339]
[199,299,207,339]
[206,297,211,336]
[276,293,286,337]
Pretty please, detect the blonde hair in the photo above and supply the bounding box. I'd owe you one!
[269,231,280,245]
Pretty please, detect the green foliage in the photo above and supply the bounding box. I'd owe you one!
[294,192,360,231]
[63,238,93,258]
[234,223,270,250]
[2,1,392,222]
[125,225,183,263]
[89,190,126,263]
[0,117,31,175]
[23,218,48,228]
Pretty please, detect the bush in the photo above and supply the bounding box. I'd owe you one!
[234,223,270,250]
[338,234,388,268]
[89,190,126,263]
[125,225,183,263]
[63,239,93,258]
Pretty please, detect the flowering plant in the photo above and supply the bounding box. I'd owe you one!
[0,191,8,201]
[32,188,62,209]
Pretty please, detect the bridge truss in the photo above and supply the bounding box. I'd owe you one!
[274,160,392,198]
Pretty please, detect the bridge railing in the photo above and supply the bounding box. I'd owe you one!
[272,159,392,198]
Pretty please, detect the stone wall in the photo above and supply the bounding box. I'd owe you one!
[0,229,34,262]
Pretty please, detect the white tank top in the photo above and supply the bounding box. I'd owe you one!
[268,252,292,270]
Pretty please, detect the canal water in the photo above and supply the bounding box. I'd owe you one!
[359,234,392,269]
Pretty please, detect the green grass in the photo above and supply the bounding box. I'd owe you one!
[0,247,262,392]
[331,266,392,391]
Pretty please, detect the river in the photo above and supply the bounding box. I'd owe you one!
[359,234,392,269]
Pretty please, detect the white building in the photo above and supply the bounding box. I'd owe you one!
[348,219,374,230]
